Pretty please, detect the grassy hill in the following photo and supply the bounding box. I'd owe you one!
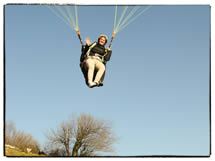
[5,144,46,157]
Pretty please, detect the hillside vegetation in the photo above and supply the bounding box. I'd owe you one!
[5,144,46,157]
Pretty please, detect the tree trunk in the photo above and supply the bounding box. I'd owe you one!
[72,142,81,156]
[63,139,70,156]
[65,144,70,156]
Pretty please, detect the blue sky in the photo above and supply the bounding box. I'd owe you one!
[5,5,210,156]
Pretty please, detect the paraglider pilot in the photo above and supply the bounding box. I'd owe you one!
[80,34,112,88]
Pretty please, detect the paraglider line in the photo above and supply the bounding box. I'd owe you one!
[75,5,79,31]
[118,6,152,32]
[113,5,117,32]
[55,6,75,30]
[65,6,76,30]
[114,6,128,33]
[117,6,140,31]
[47,6,74,30]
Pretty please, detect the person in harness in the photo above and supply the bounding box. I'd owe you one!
[80,34,112,88]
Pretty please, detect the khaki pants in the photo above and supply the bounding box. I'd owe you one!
[84,57,106,83]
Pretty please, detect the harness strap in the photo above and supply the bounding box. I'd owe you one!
[101,49,108,62]
[77,31,84,47]
[86,42,97,57]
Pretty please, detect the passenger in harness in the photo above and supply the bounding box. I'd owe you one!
[80,34,112,88]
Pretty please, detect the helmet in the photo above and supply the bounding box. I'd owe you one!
[98,34,108,42]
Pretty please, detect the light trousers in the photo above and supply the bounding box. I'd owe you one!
[84,57,106,83]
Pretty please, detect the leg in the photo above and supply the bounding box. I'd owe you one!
[85,58,96,85]
[94,60,106,84]
[99,71,105,86]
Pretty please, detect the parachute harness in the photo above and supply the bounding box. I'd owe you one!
[86,42,97,57]
[85,42,109,63]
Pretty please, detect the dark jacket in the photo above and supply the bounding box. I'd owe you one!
[80,42,112,86]
[80,42,112,63]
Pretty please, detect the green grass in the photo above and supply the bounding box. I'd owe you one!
[5,145,46,157]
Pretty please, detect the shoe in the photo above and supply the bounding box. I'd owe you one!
[94,81,100,87]
[98,82,103,86]
[88,82,97,88]
[97,82,103,87]
[94,81,103,87]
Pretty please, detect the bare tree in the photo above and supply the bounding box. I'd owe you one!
[45,113,117,156]
[5,120,40,154]
[43,144,66,156]
[5,121,16,145]
[45,121,74,156]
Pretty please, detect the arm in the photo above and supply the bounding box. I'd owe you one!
[104,49,112,62]
[85,37,91,46]
[80,38,91,62]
